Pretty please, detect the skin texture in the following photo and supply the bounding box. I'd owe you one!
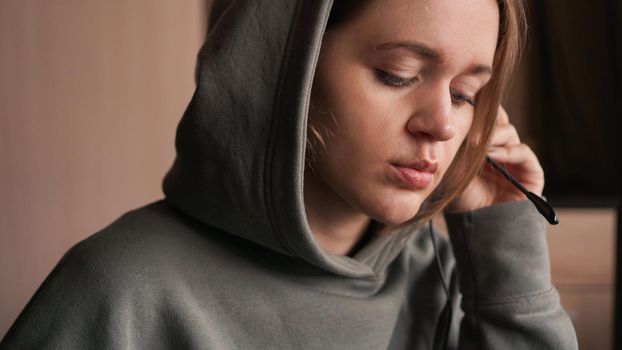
[447,106,545,212]
[304,0,544,256]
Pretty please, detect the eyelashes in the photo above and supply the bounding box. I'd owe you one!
[374,69,477,107]
[375,69,417,87]
[450,90,476,107]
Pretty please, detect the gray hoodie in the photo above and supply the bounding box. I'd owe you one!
[0,1,578,349]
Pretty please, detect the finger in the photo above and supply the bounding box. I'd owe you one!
[495,106,510,125]
[487,143,543,174]
[489,123,521,147]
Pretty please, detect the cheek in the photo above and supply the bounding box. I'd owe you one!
[318,69,393,155]
[435,111,473,175]
[454,114,473,148]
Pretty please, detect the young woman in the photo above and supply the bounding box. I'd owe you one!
[1,0,577,349]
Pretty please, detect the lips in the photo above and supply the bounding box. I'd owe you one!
[391,160,438,189]
[399,160,438,174]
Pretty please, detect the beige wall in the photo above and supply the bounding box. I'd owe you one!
[0,0,206,338]
[548,209,616,350]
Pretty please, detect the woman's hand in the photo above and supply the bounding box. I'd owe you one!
[447,106,545,213]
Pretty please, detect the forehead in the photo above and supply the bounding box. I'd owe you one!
[352,0,500,67]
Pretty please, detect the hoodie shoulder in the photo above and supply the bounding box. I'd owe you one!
[65,199,259,290]
[0,200,248,349]
[70,200,208,280]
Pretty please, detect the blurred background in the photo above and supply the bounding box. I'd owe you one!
[0,0,620,348]
[0,0,207,340]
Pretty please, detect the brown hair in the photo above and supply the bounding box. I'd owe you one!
[306,0,528,233]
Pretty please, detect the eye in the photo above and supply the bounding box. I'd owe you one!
[450,89,476,107]
[374,69,418,88]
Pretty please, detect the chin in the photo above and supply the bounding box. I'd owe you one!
[366,191,425,226]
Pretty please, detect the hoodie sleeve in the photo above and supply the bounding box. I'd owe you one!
[0,235,173,350]
[443,199,578,350]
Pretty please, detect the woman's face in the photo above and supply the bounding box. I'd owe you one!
[306,0,499,225]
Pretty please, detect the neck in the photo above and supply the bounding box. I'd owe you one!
[303,166,373,256]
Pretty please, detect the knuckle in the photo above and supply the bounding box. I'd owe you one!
[507,143,526,157]
[499,108,509,121]
[502,123,516,135]
[517,143,532,157]
[519,143,531,152]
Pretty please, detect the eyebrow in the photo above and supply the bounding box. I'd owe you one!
[372,40,493,76]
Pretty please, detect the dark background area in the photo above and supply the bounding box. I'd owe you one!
[521,0,621,347]
[524,0,621,201]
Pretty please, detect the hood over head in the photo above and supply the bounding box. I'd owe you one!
[162,0,418,278]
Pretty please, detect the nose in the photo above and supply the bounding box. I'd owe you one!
[406,83,456,141]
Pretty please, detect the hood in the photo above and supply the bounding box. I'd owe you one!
[162,0,416,278]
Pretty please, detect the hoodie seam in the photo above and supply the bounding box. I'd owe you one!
[463,286,557,306]
[263,0,305,257]
[464,212,485,350]
[262,1,375,278]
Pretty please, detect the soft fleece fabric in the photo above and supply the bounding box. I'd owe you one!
[1,1,577,349]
